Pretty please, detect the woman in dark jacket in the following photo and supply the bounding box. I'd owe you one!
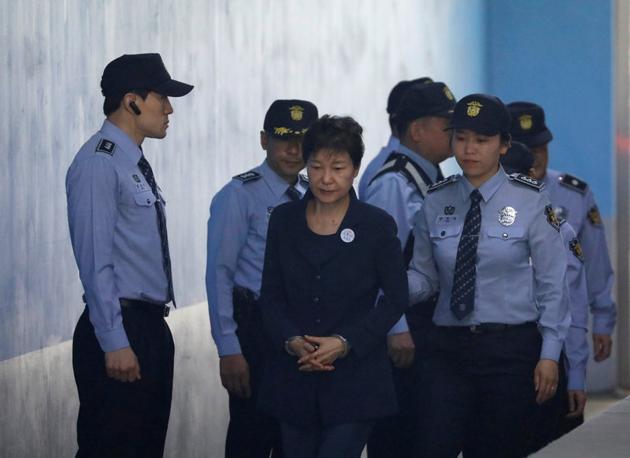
[258,115,408,457]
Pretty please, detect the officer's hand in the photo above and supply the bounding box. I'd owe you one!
[387,332,415,368]
[105,347,141,382]
[534,359,559,405]
[593,334,613,362]
[566,390,587,418]
[220,354,251,399]
[297,336,343,372]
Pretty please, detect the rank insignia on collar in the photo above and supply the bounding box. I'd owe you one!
[558,173,587,193]
[545,205,561,231]
[587,206,602,226]
[427,174,460,193]
[444,206,455,215]
[508,173,543,191]
[499,206,517,226]
[96,138,116,155]
[569,238,585,262]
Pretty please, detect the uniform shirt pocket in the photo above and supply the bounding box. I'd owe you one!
[133,190,157,207]
[429,223,463,266]
[483,226,528,265]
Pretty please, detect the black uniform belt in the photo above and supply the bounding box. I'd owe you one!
[440,321,536,335]
[119,298,170,317]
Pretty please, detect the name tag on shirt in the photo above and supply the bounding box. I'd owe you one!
[436,215,459,226]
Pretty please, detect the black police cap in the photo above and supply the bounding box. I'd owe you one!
[386,77,434,114]
[500,141,534,175]
[447,93,511,136]
[101,53,194,97]
[392,82,456,130]
[507,101,553,148]
[263,99,318,137]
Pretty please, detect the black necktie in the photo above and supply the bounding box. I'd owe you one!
[286,185,301,201]
[137,155,176,306]
[450,189,482,320]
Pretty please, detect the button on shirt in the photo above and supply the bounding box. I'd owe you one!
[358,135,400,199]
[206,161,308,356]
[544,169,616,335]
[363,143,440,334]
[408,168,570,361]
[66,120,170,352]
[559,220,589,390]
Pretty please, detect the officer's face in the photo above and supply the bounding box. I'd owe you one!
[261,132,305,183]
[134,91,173,139]
[307,149,358,205]
[452,129,508,185]
[529,143,549,180]
[420,116,452,161]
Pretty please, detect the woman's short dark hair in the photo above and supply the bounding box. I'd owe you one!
[302,115,364,168]
[103,88,150,116]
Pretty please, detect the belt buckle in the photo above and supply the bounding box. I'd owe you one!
[163,306,170,318]
[469,325,482,334]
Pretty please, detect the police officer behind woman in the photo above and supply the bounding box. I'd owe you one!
[500,142,590,449]
[508,101,617,362]
[67,53,193,457]
[206,99,317,457]
[408,94,570,457]
[258,116,408,457]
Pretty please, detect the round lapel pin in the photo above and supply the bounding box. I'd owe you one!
[340,228,355,243]
[498,206,517,226]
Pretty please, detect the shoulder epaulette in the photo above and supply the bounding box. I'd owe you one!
[95,138,116,156]
[508,173,543,191]
[370,152,433,198]
[427,174,460,193]
[233,171,262,183]
[558,173,588,193]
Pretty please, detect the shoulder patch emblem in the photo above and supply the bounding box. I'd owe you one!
[558,173,587,193]
[545,205,561,232]
[569,238,585,263]
[427,174,460,193]
[95,139,116,155]
[233,171,262,183]
[587,205,602,226]
[508,173,543,191]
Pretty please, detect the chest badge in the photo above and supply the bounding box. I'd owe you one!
[498,206,517,226]
[444,205,455,215]
[340,228,355,243]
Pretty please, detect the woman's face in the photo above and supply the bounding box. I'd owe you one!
[307,149,358,205]
[452,129,508,185]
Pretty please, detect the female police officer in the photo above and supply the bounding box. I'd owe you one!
[257,115,408,457]
[407,94,570,457]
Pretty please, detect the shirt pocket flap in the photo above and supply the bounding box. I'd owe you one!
[486,226,526,240]
[430,224,462,239]
[134,191,156,207]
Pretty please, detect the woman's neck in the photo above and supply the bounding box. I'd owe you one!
[307,194,351,235]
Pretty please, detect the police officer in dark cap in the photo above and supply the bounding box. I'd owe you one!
[206,99,318,457]
[66,53,193,456]
[362,81,455,458]
[358,77,434,199]
[508,101,617,368]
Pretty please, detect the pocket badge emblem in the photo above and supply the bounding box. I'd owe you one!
[498,207,517,226]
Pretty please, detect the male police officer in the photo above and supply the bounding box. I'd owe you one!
[206,100,318,457]
[67,53,193,457]
[358,77,433,199]
[508,102,617,363]
[363,82,455,457]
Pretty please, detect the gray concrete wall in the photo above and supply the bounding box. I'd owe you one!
[1,1,487,456]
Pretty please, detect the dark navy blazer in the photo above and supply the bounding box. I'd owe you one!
[258,190,408,427]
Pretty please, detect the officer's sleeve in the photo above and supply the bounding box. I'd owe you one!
[579,189,617,335]
[364,174,422,335]
[407,203,440,304]
[339,214,408,358]
[562,225,589,390]
[259,210,301,350]
[529,194,571,362]
[66,156,129,352]
[206,185,248,356]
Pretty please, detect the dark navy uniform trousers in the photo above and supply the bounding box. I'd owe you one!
[73,306,174,458]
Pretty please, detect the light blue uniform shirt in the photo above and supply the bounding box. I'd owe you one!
[544,169,616,335]
[206,161,308,356]
[363,144,440,334]
[66,120,170,352]
[559,220,589,390]
[408,168,570,361]
[358,135,400,199]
